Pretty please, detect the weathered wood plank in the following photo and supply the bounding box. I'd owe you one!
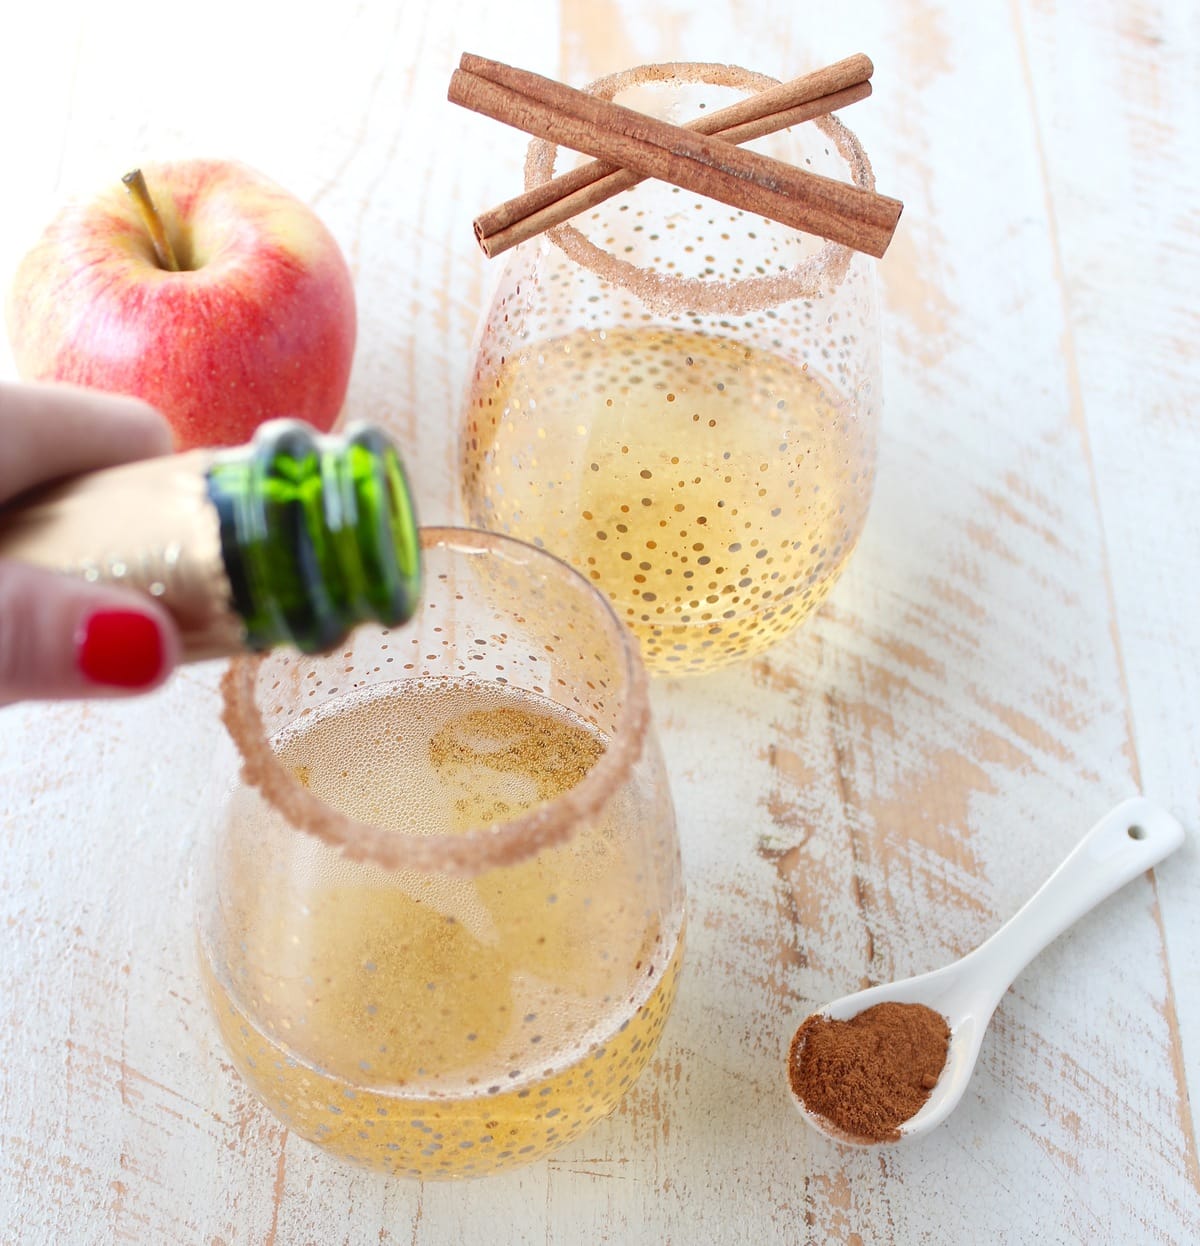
[0,1,1194,1242]
[548,1,1198,1242]
[1013,0,1200,1148]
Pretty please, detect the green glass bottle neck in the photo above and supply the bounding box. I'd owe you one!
[205,420,421,654]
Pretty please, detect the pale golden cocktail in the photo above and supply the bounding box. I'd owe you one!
[197,529,684,1178]
[463,64,881,673]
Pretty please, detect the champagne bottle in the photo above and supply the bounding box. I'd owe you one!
[0,419,421,660]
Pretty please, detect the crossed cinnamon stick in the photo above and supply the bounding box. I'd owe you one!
[449,53,902,260]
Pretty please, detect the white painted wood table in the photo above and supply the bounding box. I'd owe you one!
[1,1,1197,1242]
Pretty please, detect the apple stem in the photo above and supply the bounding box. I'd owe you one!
[122,169,181,272]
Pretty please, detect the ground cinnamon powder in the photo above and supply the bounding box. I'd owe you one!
[788,1002,951,1142]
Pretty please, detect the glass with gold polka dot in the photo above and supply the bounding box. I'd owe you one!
[195,527,685,1178]
[461,63,881,674]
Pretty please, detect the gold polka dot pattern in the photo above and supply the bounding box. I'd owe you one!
[462,69,881,674]
[201,671,685,1180]
[204,931,683,1178]
[463,326,877,672]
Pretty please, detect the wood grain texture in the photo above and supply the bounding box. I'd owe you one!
[1011,0,1200,1138]
[0,1,1196,1243]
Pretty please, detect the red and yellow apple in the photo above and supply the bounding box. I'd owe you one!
[5,159,356,448]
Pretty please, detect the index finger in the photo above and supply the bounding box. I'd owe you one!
[0,381,174,503]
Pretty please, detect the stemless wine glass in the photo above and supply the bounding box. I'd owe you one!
[461,63,882,675]
[195,528,684,1179]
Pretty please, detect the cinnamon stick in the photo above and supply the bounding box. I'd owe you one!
[449,53,902,259]
[474,55,875,258]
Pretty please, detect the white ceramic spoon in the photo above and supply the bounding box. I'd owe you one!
[789,796,1186,1146]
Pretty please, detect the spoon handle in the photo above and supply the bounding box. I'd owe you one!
[965,797,1185,998]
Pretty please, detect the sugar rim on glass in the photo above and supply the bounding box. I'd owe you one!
[524,61,877,316]
[220,527,652,877]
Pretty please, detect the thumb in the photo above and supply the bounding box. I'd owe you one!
[0,560,182,706]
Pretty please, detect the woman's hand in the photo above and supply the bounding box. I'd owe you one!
[0,381,182,706]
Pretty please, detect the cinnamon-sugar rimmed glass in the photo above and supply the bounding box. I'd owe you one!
[462,62,882,674]
[195,527,684,1179]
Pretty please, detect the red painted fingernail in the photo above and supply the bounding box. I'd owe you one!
[76,610,165,689]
